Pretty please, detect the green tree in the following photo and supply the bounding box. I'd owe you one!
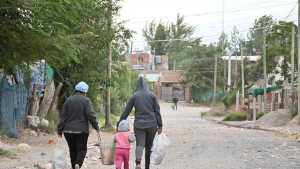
[266,21,297,83]
[1,0,135,122]
[143,21,170,55]
[167,14,195,69]
[248,15,275,55]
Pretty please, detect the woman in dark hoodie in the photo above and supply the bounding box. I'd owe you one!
[118,77,163,169]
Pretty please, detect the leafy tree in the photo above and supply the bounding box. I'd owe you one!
[143,14,197,69]
[0,0,41,70]
[217,32,230,55]
[243,15,276,84]
[248,15,275,55]
[266,21,296,83]
[1,0,135,120]
[167,14,195,69]
[143,21,170,55]
[230,26,242,56]
[182,44,219,89]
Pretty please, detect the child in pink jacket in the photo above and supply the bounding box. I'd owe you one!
[115,120,135,169]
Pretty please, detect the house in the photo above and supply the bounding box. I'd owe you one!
[129,51,169,71]
[130,52,153,71]
[158,71,191,102]
[221,55,261,63]
[140,70,191,102]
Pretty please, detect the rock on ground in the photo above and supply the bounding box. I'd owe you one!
[257,109,291,127]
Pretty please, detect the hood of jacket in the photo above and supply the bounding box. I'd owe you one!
[135,77,148,91]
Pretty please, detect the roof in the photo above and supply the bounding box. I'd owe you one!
[143,73,160,82]
[159,71,184,83]
[221,55,261,62]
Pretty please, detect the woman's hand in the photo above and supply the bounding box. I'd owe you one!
[157,127,162,135]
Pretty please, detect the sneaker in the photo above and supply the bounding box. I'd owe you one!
[75,164,80,169]
[135,165,142,169]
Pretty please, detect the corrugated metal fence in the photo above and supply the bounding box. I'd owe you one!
[0,78,28,137]
[192,87,225,103]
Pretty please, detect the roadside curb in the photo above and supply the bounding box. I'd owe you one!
[204,117,300,140]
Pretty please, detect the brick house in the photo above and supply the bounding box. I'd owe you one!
[130,52,168,71]
[158,71,191,102]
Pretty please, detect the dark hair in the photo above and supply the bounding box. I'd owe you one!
[75,90,86,94]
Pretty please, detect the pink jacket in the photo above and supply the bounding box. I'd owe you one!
[115,132,135,149]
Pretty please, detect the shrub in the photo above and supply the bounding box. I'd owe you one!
[247,112,265,120]
[223,112,247,121]
[222,90,237,108]
[0,148,16,159]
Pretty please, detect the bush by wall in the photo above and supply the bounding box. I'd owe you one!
[223,112,247,121]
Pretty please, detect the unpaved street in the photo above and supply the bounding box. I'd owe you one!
[1,102,300,169]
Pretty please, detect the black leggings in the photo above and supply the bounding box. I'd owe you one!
[134,127,157,169]
[64,133,89,169]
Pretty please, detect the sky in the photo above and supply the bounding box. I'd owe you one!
[119,0,298,51]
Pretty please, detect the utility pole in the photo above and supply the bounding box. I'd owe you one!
[291,26,295,115]
[298,0,300,123]
[222,0,226,92]
[228,55,232,91]
[213,55,218,105]
[241,45,245,105]
[234,53,238,89]
[263,31,267,113]
[105,0,112,128]
[253,96,257,121]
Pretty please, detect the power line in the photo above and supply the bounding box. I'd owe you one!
[131,19,299,44]
[282,2,298,20]
[124,1,297,23]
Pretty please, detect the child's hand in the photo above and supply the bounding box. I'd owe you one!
[129,133,136,143]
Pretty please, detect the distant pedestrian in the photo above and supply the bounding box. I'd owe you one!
[172,97,179,110]
[114,120,135,169]
[118,77,163,169]
[57,81,100,169]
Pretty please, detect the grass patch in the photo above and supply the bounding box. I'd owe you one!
[200,112,208,118]
[47,111,59,134]
[256,112,265,120]
[0,148,17,159]
[223,112,247,121]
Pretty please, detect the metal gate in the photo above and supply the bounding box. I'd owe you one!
[161,86,185,101]
[0,78,28,137]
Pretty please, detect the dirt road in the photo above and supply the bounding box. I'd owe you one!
[1,102,300,169]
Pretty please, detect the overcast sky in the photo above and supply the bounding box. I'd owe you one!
[119,0,298,50]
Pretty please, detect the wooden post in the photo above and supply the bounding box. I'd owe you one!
[228,55,232,91]
[263,31,267,113]
[213,55,218,105]
[291,26,295,115]
[241,46,245,105]
[236,90,240,111]
[271,92,274,112]
[258,95,262,113]
[105,0,112,128]
[234,55,238,89]
[298,0,300,124]
[253,96,257,121]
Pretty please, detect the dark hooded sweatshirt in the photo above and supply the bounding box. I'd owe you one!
[119,77,163,129]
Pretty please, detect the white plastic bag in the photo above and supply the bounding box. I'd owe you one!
[150,133,170,165]
[54,138,68,169]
